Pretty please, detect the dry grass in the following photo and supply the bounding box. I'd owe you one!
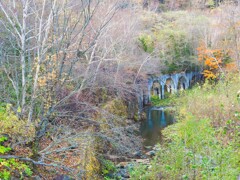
[176,73,240,141]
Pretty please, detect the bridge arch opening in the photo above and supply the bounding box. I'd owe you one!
[190,75,198,87]
[164,78,174,98]
[151,80,161,99]
[178,76,187,90]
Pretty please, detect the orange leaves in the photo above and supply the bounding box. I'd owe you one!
[198,44,222,69]
[197,42,232,80]
[204,56,222,70]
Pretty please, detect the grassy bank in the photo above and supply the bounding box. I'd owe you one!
[130,74,240,180]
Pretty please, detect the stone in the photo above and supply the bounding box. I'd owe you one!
[153,146,160,151]
[104,154,130,162]
[32,176,42,180]
[144,146,152,150]
[53,175,74,180]
[115,168,130,178]
[132,151,142,157]
[156,172,163,180]
[134,158,150,164]
[117,162,128,168]
[147,72,200,101]
[126,119,132,125]
[145,150,156,156]
[126,163,134,169]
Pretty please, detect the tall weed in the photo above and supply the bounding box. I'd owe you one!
[130,74,240,180]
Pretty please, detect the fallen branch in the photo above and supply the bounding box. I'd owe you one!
[0,155,72,171]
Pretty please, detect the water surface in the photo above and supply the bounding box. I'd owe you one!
[140,107,175,146]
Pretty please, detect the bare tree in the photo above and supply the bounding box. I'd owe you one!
[0,0,120,121]
[0,0,147,178]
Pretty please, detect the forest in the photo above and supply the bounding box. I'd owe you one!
[0,0,239,179]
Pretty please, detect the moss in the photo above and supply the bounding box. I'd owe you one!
[134,112,139,121]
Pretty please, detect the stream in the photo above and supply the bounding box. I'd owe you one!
[113,107,176,179]
[140,107,175,146]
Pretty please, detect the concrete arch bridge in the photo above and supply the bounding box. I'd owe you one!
[147,72,201,101]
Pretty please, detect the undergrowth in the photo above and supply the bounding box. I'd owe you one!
[130,74,240,180]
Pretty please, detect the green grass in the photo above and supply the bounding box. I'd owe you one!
[150,95,174,106]
[131,74,240,180]
[150,90,190,107]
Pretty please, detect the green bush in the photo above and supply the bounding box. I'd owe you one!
[138,34,154,53]
[0,104,34,179]
[100,158,116,178]
[150,94,177,106]
[159,116,239,179]
[0,137,33,180]
[150,95,161,105]
[129,163,154,180]
[103,99,128,118]
[0,104,35,143]
[131,116,239,179]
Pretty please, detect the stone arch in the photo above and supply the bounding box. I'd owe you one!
[190,75,198,87]
[177,76,188,90]
[164,77,175,97]
[151,80,161,99]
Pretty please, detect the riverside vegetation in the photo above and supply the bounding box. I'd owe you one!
[130,74,240,180]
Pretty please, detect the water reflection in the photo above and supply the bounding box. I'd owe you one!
[140,107,175,146]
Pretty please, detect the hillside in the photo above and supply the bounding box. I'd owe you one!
[0,0,239,179]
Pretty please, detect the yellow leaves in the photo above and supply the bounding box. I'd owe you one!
[51,54,57,63]
[236,21,240,26]
[38,77,47,87]
[17,106,21,113]
[85,154,100,180]
[0,105,35,142]
[36,53,60,113]
[203,70,217,79]
[38,70,57,87]
[47,70,57,80]
[38,54,58,88]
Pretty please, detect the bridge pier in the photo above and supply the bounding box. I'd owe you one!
[147,72,201,103]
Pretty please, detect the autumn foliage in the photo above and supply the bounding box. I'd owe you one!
[197,43,233,79]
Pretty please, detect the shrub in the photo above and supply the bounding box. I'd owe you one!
[138,34,154,53]
[0,137,33,180]
[100,158,116,178]
[129,163,154,180]
[131,116,239,180]
[150,95,161,105]
[103,99,128,118]
[0,104,35,143]
[131,74,240,180]
[150,94,177,106]
[157,116,239,179]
